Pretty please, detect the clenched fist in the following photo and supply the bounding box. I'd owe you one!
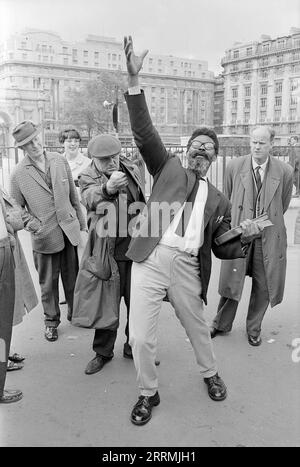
[106,171,128,195]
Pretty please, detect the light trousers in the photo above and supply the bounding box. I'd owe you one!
[129,244,217,397]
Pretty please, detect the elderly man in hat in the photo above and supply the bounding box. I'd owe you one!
[72,134,146,375]
[10,121,87,342]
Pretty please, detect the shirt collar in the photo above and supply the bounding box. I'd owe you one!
[252,157,269,172]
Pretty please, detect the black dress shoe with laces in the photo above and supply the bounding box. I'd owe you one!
[85,355,112,375]
[130,392,160,425]
[204,373,227,401]
[248,334,262,346]
[210,327,225,339]
[123,342,133,359]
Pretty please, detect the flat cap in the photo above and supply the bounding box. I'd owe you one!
[88,134,121,158]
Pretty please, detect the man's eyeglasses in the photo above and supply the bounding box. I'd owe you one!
[190,141,215,151]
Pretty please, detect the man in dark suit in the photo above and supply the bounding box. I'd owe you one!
[123,36,260,426]
[0,191,23,403]
[10,121,87,342]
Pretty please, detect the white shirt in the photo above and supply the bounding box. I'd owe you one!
[160,178,208,256]
[252,157,269,183]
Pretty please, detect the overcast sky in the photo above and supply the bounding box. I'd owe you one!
[0,0,299,73]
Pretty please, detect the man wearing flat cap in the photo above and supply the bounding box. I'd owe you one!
[72,134,146,375]
[10,121,87,342]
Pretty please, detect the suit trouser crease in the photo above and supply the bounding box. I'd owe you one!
[0,243,15,396]
[33,236,79,327]
[129,244,217,397]
[214,238,269,336]
[93,261,132,357]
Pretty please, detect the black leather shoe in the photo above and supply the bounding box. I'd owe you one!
[0,389,23,404]
[123,342,133,359]
[85,355,112,375]
[204,373,227,401]
[210,327,225,338]
[131,392,160,426]
[44,327,58,342]
[67,306,72,322]
[248,334,262,346]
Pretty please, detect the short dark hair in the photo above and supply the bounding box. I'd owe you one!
[187,127,219,155]
[58,128,81,144]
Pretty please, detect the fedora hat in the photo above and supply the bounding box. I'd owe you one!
[88,134,121,159]
[12,121,42,147]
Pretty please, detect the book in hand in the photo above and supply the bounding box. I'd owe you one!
[214,213,273,246]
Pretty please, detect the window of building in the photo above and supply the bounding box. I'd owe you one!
[262,43,270,53]
[231,113,237,124]
[149,58,153,65]
[289,109,297,121]
[277,54,283,63]
[277,39,285,49]
[83,50,88,58]
[245,61,252,69]
[232,64,239,72]
[291,64,300,73]
[261,57,269,66]
[246,47,253,56]
[290,79,299,91]
[42,45,47,53]
[63,47,68,54]
[274,110,281,121]
[42,55,48,62]
[290,96,298,106]
[21,41,27,49]
[275,81,283,93]
[22,53,27,60]
[112,54,117,60]
[72,49,77,57]
[245,86,251,96]
[261,84,268,95]
[260,111,267,122]
[244,112,250,123]
[63,57,68,65]
[232,88,238,99]
[294,37,300,47]
[158,59,162,66]
[232,101,237,111]
[94,52,99,59]
[275,96,282,107]
[170,61,174,67]
[244,99,251,109]
[73,59,78,64]
[108,53,111,60]
[289,124,297,134]
[260,69,268,78]
[233,50,239,59]
[260,98,267,108]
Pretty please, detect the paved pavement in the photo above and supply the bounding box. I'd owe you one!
[1,204,299,447]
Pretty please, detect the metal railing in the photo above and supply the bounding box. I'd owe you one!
[0,145,298,197]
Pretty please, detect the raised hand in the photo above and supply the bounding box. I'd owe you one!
[124,35,148,76]
[106,171,128,194]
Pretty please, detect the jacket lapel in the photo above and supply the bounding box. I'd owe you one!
[263,157,281,212]
[204,182,221,228]
[48,153,57,188]
[24,154,53,194]
[239,155,254,208]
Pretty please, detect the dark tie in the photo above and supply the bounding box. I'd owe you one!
[175,178,206,237]
[255,166,262,217]
[255,166,262,192]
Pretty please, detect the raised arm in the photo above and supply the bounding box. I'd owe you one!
[124,35,169,176]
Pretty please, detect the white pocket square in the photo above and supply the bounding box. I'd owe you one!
[216,216,224,223]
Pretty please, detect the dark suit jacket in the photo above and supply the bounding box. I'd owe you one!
[125,91,245,304]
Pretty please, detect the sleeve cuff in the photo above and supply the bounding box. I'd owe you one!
[128,86,142,95]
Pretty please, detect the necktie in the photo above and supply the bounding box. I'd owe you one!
[255,166,262,192]
[255,166,262,217]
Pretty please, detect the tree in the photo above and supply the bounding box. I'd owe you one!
[62,70,130,139]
